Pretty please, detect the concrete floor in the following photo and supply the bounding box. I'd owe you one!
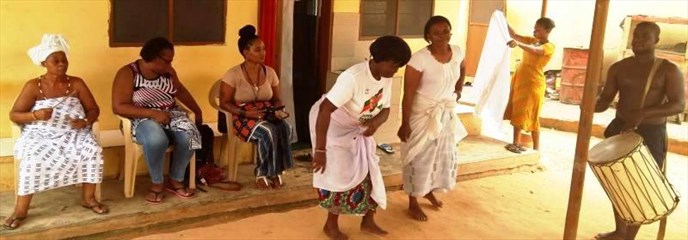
[0,136,539,239]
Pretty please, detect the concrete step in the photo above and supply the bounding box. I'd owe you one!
[0,136,540,239]
[539,99,688,155]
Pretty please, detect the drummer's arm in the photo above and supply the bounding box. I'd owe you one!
[643,63,685,118]
[595,64,619,112]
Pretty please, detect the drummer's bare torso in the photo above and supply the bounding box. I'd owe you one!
[613,57,673,125]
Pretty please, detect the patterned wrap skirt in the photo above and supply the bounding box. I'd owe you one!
[317,175,377,215]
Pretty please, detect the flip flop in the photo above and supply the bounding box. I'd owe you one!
[81,202,110,214]
[377,143,394,154]
[3,216,26,230]
[145,190,165,205]
[165,186,195,199]
[504,144,523,154]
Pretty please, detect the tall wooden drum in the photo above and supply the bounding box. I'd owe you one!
[588,132,679,225]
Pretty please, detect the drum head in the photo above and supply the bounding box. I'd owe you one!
[589,132,642,164]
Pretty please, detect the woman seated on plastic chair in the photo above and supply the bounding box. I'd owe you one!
[4,34,107,230]
[219,25,293,190]
[112,37,202,204]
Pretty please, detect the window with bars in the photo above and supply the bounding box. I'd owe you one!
[110,0,226,46]
[360,0,433,39]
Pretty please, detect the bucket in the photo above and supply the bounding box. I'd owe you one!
[559,48,589,105]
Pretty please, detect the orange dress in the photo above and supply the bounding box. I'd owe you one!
[503,37,554,132]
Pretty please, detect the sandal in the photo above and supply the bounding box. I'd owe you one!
[271,175,285,189]
[211,181,243,192]
[82,201,110,214]
[164,185,195,199]
[145,190,165,205]
[256,176,272,190]
[3,215,26,230]
[377,143,394,154]
[504,144,523,154]
[515,144,528,152]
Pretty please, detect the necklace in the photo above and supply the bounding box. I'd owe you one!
[241,63,262,101]
[37,75,71,99]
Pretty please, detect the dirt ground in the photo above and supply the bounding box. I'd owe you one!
[137,128,688,240]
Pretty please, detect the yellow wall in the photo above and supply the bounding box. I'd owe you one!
[0,0,258,138]
[333,0,359,13]
[332,0,468,75]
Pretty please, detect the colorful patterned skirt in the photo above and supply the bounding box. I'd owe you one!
[317,175,378,215]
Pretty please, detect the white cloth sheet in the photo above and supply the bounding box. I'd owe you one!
[467,10,512,139]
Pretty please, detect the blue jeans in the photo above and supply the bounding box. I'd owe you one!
[135,120,193,184]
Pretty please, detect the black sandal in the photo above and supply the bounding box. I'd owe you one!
[515,144,528,152]
[505,144,523,154]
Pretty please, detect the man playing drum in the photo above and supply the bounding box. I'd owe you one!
[594,21,685,240]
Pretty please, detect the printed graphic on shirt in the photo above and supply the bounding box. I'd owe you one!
[360,88,384,121]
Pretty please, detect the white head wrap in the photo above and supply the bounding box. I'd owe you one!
[27,34,69,66]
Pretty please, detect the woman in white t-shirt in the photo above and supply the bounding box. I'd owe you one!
[397,16,467,222]
[309,36,411,239]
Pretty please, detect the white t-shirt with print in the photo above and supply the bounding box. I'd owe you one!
[407,44,464,101]
[326,61,392,122]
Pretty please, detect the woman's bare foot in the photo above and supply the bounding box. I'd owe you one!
[595,231,624,240]
[408,196,428,221]
[323,223,348,240]
[3,214,27,230]
[408,204,428,221]
[360,213,388,236]
[424,192,443,208]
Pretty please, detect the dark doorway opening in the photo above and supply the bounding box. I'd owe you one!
[291,0,332,144]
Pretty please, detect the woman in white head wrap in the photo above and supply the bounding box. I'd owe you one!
[4,34,107,230]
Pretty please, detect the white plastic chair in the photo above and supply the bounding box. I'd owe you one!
[116,106,196,198]
[209,80,256,182]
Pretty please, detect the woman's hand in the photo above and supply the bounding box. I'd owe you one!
[150,110,171,125]
[312,151,326,174]
[507,40,518,48]
[32,108,53,121]
[397,123,411,142]
[68,118,89,129]
[244,109,266,120]
[362,119,381,137]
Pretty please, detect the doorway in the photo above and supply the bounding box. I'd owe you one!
[292,0,332,143]
[465,0,506,77]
